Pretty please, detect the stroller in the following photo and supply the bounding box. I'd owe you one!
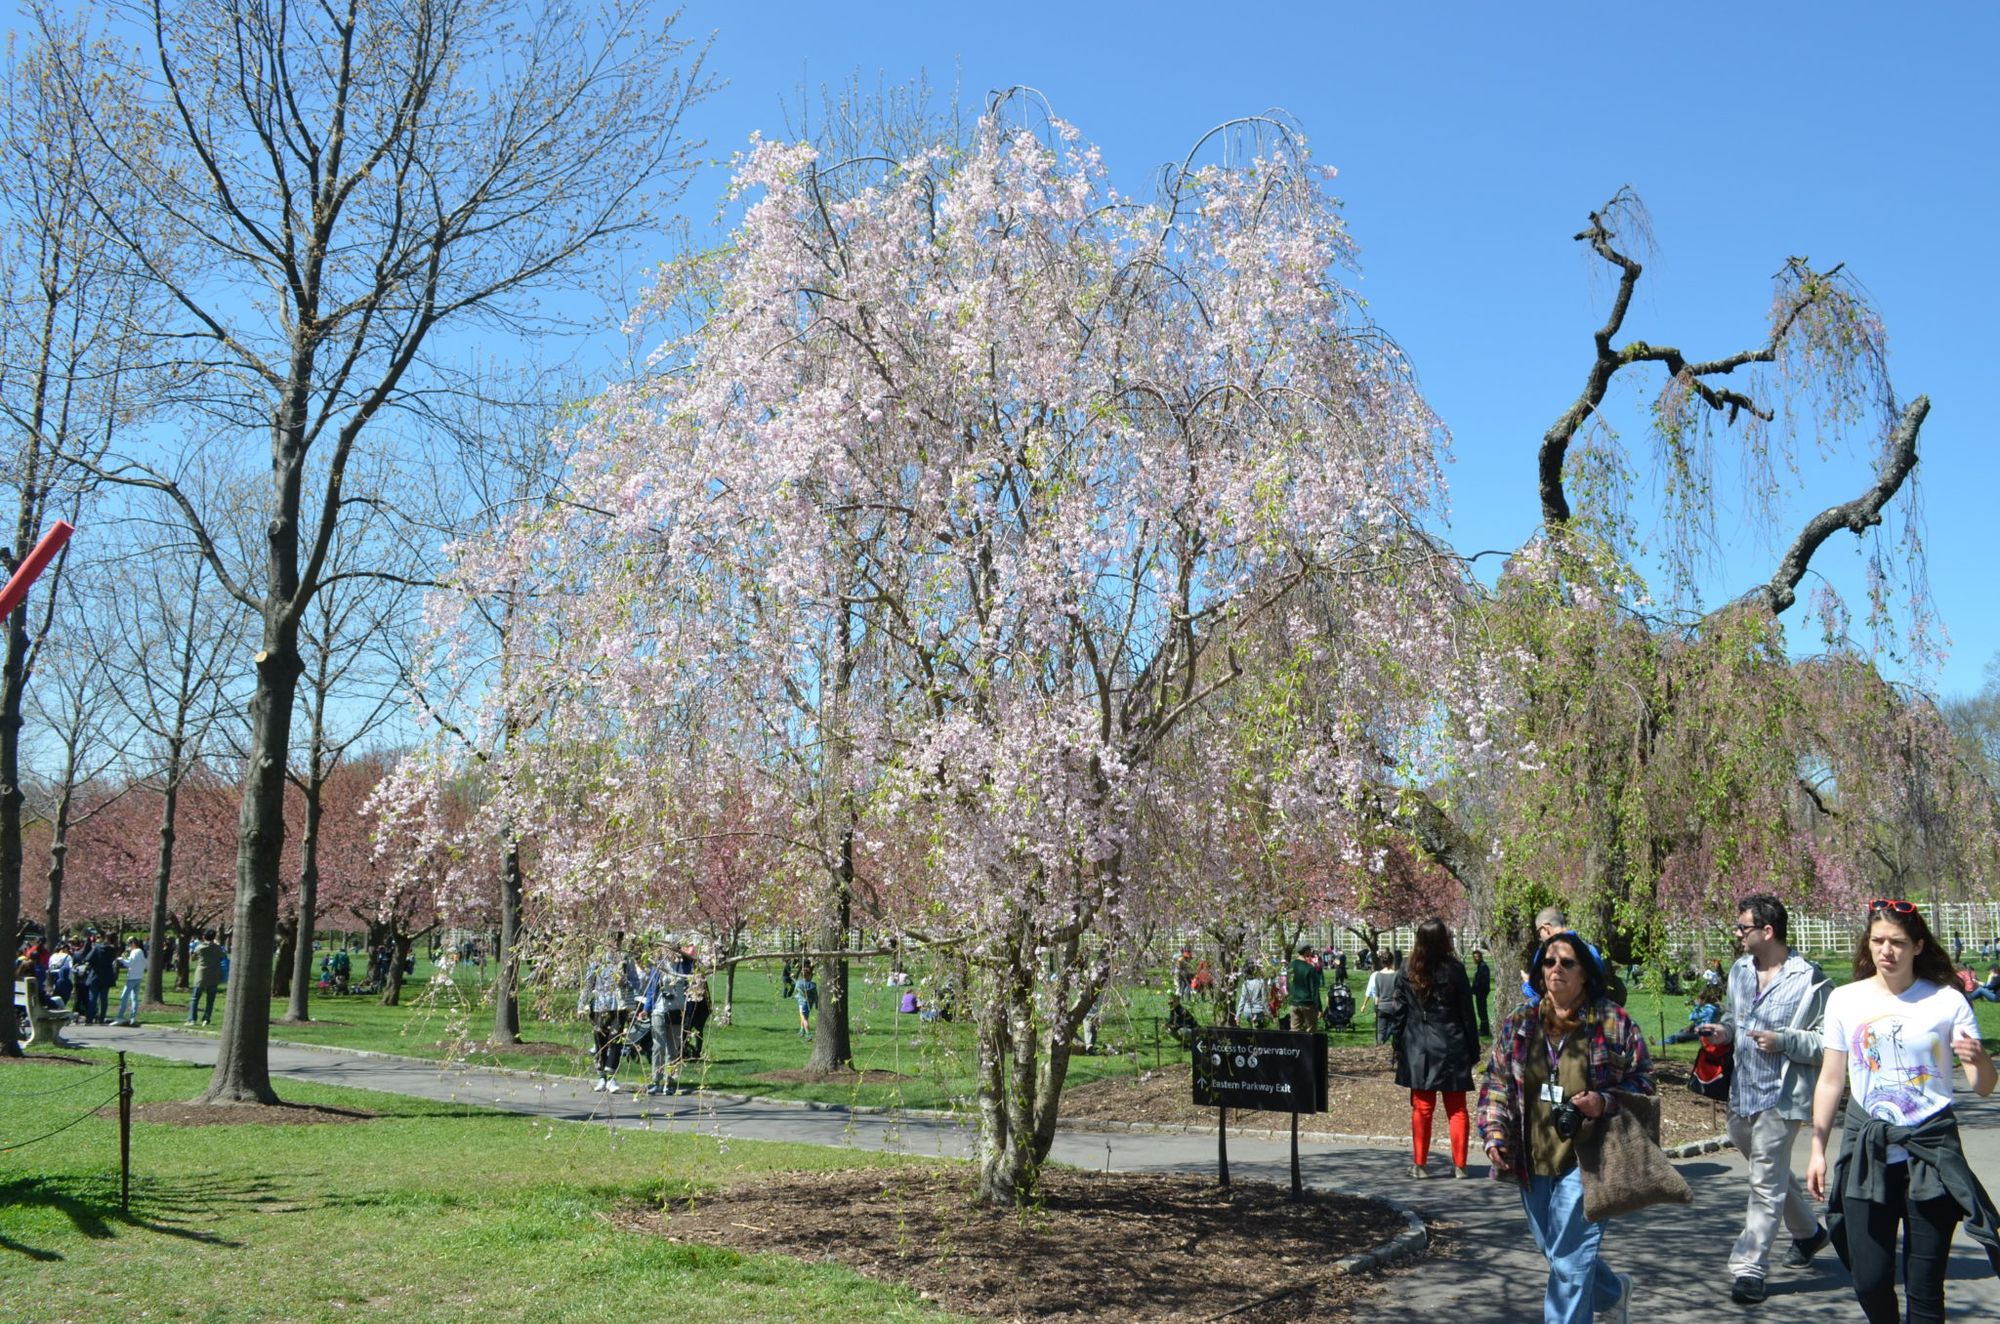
[1325,982,1356,1030]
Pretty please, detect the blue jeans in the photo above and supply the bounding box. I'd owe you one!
[1970,987,2000,1002]
[187,985,217,1024]
[1518,1167,1624,1323]
[117,982,142,1023]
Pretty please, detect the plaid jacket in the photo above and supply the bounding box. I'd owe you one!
[1475,997,1655,1186]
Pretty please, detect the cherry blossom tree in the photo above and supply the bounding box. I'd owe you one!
[439,102,1470,1204]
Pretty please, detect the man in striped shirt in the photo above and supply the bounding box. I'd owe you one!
[1696,893,1833,1306]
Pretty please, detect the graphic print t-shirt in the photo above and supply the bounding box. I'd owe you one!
[1821,977,1975,1162]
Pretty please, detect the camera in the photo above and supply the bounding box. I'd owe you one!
[1551,1097,1585,1140]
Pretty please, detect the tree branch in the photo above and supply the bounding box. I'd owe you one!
[1743,394,1928,617]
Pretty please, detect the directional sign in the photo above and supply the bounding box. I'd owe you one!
[1190,1026,1328,1114]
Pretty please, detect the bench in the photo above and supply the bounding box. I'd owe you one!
[13,978,77,1048]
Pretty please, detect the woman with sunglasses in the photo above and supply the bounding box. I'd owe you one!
[1476,931,1650,1324]
[1805,899,2000,1324]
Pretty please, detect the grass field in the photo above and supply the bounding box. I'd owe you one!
[0,1049,954,1323]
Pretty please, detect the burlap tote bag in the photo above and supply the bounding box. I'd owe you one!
[1576,1091,1692,1220]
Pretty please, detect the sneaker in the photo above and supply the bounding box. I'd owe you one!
[1730,1275,1766,1304]
[644,1082,663,1096]
[1452,1164,1470,1179]
[590,1077,607,1092]
[1608,1271,1632,1324]
[1786,1225,1829,1267]
[603,1079,620,1094]
[1410,1162,1429,1179]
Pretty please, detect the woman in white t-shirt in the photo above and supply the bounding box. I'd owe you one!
[1805,900,1999,1324]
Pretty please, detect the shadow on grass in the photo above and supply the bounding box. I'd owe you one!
[0,1169,289,1257]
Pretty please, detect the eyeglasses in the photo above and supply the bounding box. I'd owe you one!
[1540,956,1579,970]
[1733,923,1764,934]
[1868,899,1918,916]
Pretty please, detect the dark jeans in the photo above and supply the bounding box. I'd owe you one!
[590,1010,629,1072]
[1845,1160,1961,1324]
[186,984,218,1024]
[82,984,109,1023]
[1476,996,1490,1037]
[684,1000,710,1058]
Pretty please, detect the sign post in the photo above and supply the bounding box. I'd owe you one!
[1189,1026,1329,1199]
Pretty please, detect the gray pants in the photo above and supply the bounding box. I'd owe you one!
[650,1003,686,1081]
[1727,1108,1818,1279]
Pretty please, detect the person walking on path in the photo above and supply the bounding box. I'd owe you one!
[1288,945,1324,1034]
[640,937,693,1095]
[114,939,148,1026]
[794,960,818,1038]
[681,939,711,1058]
[1477,931,1649,1324]
[186,931,223,1026]
[1362,952,1397,1043]
[1471,948,1492,1038]
[1806,899,2000,1324]
[1395,918,1480,1178]
[577,938,640,1093]
[1692,893,1831,1305]
[1235,960,1270,1030]
[80,935,118,1025]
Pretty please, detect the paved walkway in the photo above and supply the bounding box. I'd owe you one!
[69,1022,2000,1321]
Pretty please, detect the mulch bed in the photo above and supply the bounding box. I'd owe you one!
[1063,1045,1730,1149]
[631,1166,1410,1322]
[128,1101,377,1126]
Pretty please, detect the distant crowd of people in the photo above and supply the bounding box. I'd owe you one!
[14,930,230,1028]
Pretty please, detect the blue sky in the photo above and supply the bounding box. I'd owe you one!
[670,1,1996,695]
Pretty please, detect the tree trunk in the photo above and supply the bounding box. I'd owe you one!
[807,844,853,1070]
[284,780,324,1022]
[381,931,412,1007]
[198,629,302,1105]
[41,828,65,945]
[491,834,521,1044]
[0,606,25,1057]
[145,773,181,1003]
[171,919,190,991]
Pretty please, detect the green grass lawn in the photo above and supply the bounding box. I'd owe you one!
[165,958,1228,1112]
[0,1048,956,1323]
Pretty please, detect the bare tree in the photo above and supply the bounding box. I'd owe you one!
[49,0,710,1100]
[95,497,250,1003]
[24,583,127,941]
[281,496,416,1021]
[0,24,162,1054]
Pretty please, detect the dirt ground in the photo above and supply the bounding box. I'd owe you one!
[1062,1044,1731,1150]
[127,1101,377,1126]
[633,1166,1413,1323]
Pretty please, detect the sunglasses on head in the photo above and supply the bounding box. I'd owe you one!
[1540,956,1579,970]
[1868,899,1918,917]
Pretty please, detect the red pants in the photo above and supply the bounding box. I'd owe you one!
[1411,1089,1469,1167]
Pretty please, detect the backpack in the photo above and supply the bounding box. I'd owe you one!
[1690,1038,1733,1101]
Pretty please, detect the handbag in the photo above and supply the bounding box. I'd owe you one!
[1690,1039,1733,1101]
[1575,1092,1692,1220]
